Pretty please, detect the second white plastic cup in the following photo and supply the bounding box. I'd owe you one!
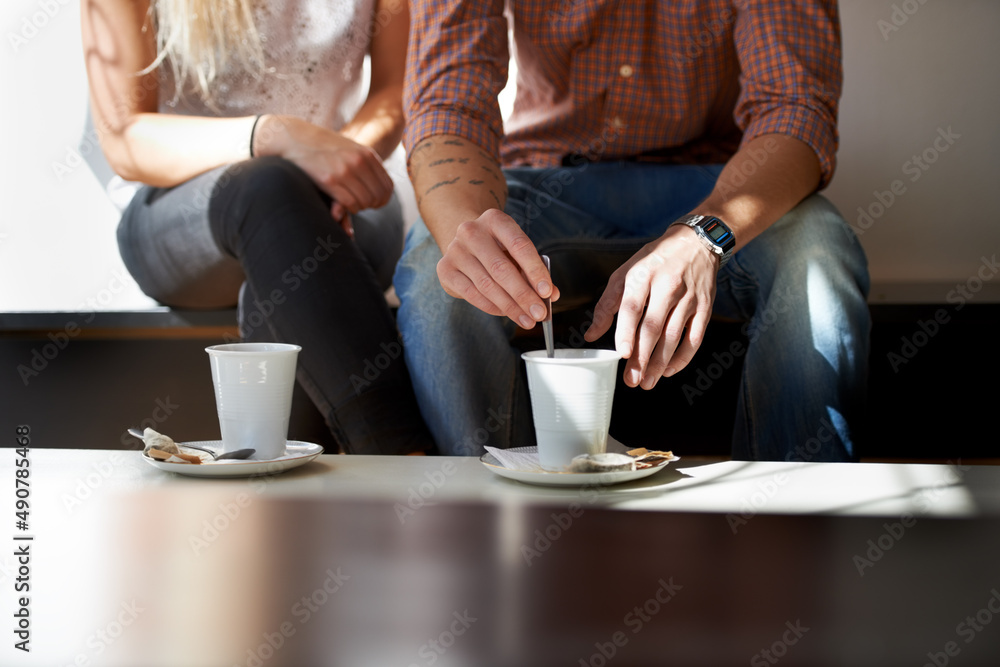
[521,349,621,471]
[206,343,301,460]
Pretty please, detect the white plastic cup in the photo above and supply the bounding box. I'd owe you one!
[521,349,621,471]
[206,343,301,460]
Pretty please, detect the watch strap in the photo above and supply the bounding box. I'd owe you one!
[670,214,736,268]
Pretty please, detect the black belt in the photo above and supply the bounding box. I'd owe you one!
[561,145,694,166]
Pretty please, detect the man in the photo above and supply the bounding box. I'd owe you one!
[395,0,870,461]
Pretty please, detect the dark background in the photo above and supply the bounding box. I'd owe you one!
[1,303,996,460]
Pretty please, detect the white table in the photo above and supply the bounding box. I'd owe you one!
[4,449,1000,666]
[28,448,995,513]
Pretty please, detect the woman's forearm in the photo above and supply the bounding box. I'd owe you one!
[97,112,258,187]
[83,0,260,187]
[342,0,409,160]
[340,83,405,160]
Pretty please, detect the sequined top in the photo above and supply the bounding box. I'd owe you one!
[160,0,375,132]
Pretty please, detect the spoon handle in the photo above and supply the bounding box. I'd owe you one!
[542,255,554,358]
[128,427,255,460]
[177,443,219,459]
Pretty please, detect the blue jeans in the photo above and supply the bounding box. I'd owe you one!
[394,162,870,461]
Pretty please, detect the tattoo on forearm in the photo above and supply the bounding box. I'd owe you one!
[424,176,462,197]
[444,139,465,146]
[411,140,434,157]
[427,156,471,168]
[408,162,422,183]
[489,189,502,209]
[481,164,501,181]
[469,179,484,185]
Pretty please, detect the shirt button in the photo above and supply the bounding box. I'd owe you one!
[619,64,634,78]
[612,116,625,129]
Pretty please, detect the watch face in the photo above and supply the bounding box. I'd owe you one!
[702,218,733,245]
[705,221,727,242]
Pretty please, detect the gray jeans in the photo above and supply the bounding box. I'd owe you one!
[118,156,434,455]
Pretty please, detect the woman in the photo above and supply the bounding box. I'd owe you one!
[81,0,435,455]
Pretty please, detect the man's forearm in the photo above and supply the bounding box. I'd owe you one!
[408,134,507,251]
[695,134,822,251]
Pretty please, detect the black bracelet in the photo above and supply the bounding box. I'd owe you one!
[249,114,263,158]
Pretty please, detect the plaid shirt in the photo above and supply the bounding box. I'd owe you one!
[404,0,842,187]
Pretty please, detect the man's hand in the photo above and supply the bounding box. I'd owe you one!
[407,134,559,328]
[436,208,560,329]
[584,134,825,390]
[584,225,718,389]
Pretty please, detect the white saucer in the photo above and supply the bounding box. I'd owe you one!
[480,446,678,487]
[141,440,324,478]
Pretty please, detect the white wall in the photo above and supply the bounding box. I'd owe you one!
[1,0,152,311]
[826,0,1000,302]
[1,0,997,311]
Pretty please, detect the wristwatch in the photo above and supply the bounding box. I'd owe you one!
[670,214,736,268]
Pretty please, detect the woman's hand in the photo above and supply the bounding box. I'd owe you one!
[254,114,395,232]
[81,0,402,212]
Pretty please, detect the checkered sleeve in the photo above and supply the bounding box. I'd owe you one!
[403,0,510,163]
[732,0,843,188]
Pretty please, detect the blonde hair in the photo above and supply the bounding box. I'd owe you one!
[145,0,267,104]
